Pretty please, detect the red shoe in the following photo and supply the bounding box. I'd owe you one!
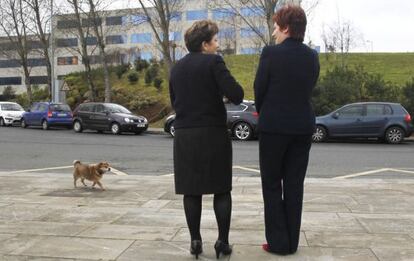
[262,243,271,252]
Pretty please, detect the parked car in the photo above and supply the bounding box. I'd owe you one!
[72,102,148,135]
[0,102,25,126]
[164,101,259,140]
[21,102,73,130]
[312,102,413,144]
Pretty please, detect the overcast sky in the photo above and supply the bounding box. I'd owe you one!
[305,0,414,52]
[82,0,414,53]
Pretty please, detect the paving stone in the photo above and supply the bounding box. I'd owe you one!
[0,221,92,237]
[301,212,366,233]
[141,200,171,210]
[112,211,188,227]
[356,217,414,233]
[10,236,133,260]
[0,235,44,255]
[117,240,221,261]
[39,206,129,223]
[230,245,378,261]
[306,231,414,249]
[372,248,414,261]
[303,203,350,213]
[0,205,58,222]
[171,228,307,247]
[78,224,179,241]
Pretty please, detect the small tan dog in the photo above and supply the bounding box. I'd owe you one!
[73,160,111,190]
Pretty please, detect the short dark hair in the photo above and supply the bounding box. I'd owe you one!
[273,5,307,42]
[184,20,219,52]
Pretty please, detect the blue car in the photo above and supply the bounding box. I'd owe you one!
[313,102,413,144]
[21,102,73,130]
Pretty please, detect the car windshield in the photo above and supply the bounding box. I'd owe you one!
[1,103,24,111]
[50,104,71,112]
[105,104,131,114]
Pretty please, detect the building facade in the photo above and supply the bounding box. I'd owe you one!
[1,0,299,94]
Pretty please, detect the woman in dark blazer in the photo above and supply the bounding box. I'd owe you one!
[169,20,244,259]
[254,5,320,255]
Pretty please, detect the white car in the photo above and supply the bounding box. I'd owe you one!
[0,102,25,126]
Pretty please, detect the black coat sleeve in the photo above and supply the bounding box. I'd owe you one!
[254,46,271,113]
[212,55,244,105]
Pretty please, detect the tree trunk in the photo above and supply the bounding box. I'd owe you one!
[23,67,32,104]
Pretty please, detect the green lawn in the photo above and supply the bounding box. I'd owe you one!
[224,53,414,100]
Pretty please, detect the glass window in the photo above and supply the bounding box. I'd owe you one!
[226,104,247,112]
[82,18,102,27]
[131,33,152,44]
[170,12,182,22]
[85,37,97,46]
[28,58,47,67]
[29,76,48,85]
[366,104,385,116]
[1,103,23,111]
[38,104,48,112]
[106,35,127,45]
[384,105,393,115]
[106,16,125,26]
[240,47,261,54]
[338,105,364,117]
[57,56,78,65]
[240,7,264,17]
[56,38,78,47]
[186,10,208,21]
[79,103,93,112]
[50,104,71,112]
[57,20,79,29]
[218,28,235,39]
[212,9,234,20]
[240,26,265,38]
[0,59,20,68]
[30,103,39,112]
[94,104,105,113]
[104,104,131,114]
[131,14,148,25]
[0,77,21,85]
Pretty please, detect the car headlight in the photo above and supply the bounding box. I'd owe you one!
[124,118,133,123]
[143,117,148,123]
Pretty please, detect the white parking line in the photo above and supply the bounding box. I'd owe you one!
[332,168,414,179]
[110,168,128,176]
[233,166,260,173]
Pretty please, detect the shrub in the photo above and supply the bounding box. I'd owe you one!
[127,72,139,83]
[115,64,129,79]
[134,58,149,72]
[154,78,163,91]
[145,64,160,85]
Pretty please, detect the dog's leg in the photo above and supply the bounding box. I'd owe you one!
[73,176,78,188]
[96,181,105,191]
[81,178,87,187]
[92,182,96,188]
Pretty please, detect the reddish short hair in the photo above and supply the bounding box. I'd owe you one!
[273,5,307,42]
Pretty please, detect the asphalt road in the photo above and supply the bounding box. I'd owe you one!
[0,126,413,179]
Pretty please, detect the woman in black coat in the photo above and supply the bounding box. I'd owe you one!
[169,20,244,259]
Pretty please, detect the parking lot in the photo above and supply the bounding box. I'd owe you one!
[1,126,413,179]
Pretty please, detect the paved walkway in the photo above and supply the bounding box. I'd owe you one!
[0,172,413,260]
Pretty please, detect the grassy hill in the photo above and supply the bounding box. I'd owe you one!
[225,53,414,100]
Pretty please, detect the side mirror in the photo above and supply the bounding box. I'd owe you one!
[332,112,339,119]
[104,110,110,115]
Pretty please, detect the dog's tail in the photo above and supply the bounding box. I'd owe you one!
[73,160,81,167]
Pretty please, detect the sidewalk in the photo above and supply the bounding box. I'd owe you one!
[0,172,413,260]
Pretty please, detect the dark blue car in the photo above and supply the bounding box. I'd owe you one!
[21,102,73,130]
[313,102,413,144]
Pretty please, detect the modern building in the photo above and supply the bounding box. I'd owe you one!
[1,0,299,94]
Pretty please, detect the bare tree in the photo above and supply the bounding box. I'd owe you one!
[321,19,361,67]
[137,0,183,74]
[57,0,98,101]
[0,0,33,103]
[210,0,319,46]
[24,0,53,100]
[86,0,112,102]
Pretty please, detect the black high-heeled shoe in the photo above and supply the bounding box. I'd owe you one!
[190,240,203,259]
[214,240,232,259]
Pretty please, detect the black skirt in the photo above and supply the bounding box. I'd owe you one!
[174,126,232,195]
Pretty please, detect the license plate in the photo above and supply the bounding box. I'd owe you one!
[137,123,146,127]
[57,113,67,117]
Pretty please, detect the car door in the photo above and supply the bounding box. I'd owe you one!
[35,103,48,125]
[91,104,109,130]
[361,104,390,136]
[225,103,246,128]
[329,105,365,136]
[25,103,38,124]
[77,104,94,128]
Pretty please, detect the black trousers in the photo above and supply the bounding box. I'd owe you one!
[259,132,312,254]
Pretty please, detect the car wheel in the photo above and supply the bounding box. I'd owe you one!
[312,125,328,142]
[169,124,175,137]
[385,126,404,144]
[233,122,253,141]
[21,119,27,128]
[73,121,83,133]
[0,117,5,127]
[42,120,49,130]
[111,122,121,135]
